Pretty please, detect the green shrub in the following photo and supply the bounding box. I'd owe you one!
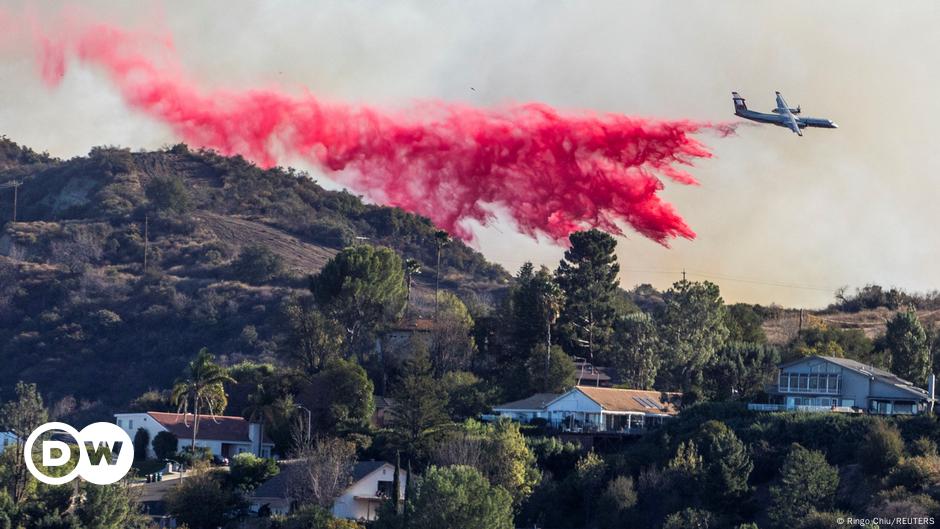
[151,431,178,461]
[233,244,285,283]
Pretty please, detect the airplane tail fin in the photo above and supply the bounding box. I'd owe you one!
[732,92,747,114]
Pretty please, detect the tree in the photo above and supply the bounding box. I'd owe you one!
[431,420,540,504]
[556,230,620,363]
[288,436,356,509]
[693,420,752,510]
[608,312,660,389]
[228,452,279,493]
[596,476,638,529]
[145,175,191,213]
[404,258,421,316]
[525,344,576,393]
[440,371,496,420]
[165,469,237,529]
[281,296,345,376]
[429,292,476,374]
[769,444,839,526]
[310,245,407,358]
[725,304,768,343]
[856,418,904,477]
[512,265,565,384]
[151,431,178,461]
[76,482,149,529]
[706,342,780,401]
[387,351,450,464]
[0,381,48,502]
[887,309,930,386]
[244,383,280,457]
[662,508,715,529]
[171,348,235,454]
[303,359,375,432]
[407,465,513,529]
[658,280,729,392]
[233,244,285,283]
[132,428,150,461]
[575,451,607,526]
[433,230,451,314]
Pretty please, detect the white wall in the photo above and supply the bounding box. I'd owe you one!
[545,390,603,414]
[114,413,166,459]
[332,464,406,521]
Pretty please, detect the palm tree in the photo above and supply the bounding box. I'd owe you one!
[403,258,421,316]
[171,348,235,455]
[433,230,450,316]
[532,268,565,390]
[244,383,279,457]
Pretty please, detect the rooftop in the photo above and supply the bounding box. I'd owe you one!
[494,393,560,411]
[135,412,273,444]
[568,386,682,416]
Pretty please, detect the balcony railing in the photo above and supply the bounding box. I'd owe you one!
[747,403,837,413]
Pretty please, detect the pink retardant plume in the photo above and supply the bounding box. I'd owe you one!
[31,20,735,245]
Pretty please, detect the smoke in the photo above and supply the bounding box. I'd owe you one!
[15,13,733,244]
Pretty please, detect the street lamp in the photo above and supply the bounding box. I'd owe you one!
[295,405,312,445]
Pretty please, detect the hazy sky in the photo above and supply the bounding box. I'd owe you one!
[2,1,939,308]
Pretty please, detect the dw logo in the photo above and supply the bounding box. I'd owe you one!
[23,422,134,485]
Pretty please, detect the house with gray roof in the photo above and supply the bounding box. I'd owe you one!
[749,355,935,415]
[491,393,560,423]
[249,460,405,521]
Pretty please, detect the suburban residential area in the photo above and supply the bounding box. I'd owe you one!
[3,2,940,529]
[4,140,940,529]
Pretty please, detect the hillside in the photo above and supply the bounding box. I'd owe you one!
[0,137,508,415]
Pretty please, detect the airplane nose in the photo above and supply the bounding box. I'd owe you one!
[831,122,839,128]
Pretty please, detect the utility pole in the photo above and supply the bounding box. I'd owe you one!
[0,181,21,222]
[682,269,687,282]
[12,181,19,223]
[143,214,149,272]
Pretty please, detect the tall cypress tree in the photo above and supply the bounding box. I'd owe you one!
[392,451,402,514]
[555,229,620,364]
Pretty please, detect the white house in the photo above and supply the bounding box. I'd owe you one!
[492,386,681,434]
[114,411,274,459]
[249,460,406,521]
[492,393,560,423]
[0,432,18,452]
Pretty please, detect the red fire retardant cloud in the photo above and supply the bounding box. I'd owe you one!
[26,18,734,244]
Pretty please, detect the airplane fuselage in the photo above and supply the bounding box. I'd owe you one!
[732,91,837,136]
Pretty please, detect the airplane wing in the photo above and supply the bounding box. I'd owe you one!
[775,91,790,112]
[787,116,802,136]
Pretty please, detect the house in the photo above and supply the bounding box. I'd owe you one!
[546,386,681,433]
[0,431,18,452]
[493,386,681,434]
[572,357,613,387]
[114,411,274,459]
[372,395,397,428]
[375,318,434,360]
[492,393,560,423]
[749,355,935,415]
[249,460,406,521]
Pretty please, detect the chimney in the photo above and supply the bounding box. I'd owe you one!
[248,422,262,456]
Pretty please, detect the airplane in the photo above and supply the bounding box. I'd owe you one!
[732,91,837,136]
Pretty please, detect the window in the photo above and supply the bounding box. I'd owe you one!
[116,419,122,428]
[894,402,915,414]
[128,420,133,430]
[377,480,395,498]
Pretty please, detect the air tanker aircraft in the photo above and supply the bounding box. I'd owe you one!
[732,91,838,136]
